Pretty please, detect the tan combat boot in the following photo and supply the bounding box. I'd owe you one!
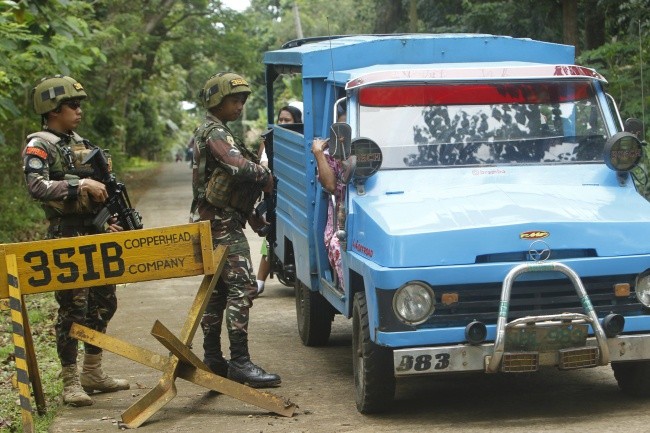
[61,365,93,406]
[80,353,130,393]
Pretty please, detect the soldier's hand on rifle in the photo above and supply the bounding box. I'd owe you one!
[106,217,124,233]
[260,165,274,193]
[262,174,274,193]
[80,178,108,202]
[247,214,269,237]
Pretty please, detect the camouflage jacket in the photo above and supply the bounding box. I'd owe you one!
[191,114,271,222]
[22,129,101,220]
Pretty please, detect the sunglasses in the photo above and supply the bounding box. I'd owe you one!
[62,100,82,110]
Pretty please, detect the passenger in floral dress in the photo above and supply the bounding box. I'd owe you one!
[311,137,346,288]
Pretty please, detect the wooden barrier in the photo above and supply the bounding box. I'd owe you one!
[0,221,296,430]
[6,254,35,433]
[0,221,215,299]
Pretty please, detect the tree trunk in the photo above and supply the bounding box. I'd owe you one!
[373,0,403,34]
[584,1,606,50]
[562,0,579,54]
[408,0,418,33]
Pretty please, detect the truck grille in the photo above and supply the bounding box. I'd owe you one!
[377,274,645,331]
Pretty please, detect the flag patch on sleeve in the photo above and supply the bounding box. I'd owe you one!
[25,147,48,160]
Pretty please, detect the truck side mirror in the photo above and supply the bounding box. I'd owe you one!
[330,122,351,160]
[350,137,382,195]
[603,132,643,172]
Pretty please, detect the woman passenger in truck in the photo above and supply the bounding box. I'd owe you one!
[255,104,303,294]
[311,108,347,288]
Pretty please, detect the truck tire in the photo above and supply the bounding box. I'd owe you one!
[612,361,650,397]
[352,292,395,413]
[295,281,332,346]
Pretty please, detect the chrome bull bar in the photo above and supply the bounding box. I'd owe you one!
[485,262,610,373]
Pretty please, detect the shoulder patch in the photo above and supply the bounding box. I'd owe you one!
[27,157,44,170]
[25,147,48,159]
[226,136,235,145]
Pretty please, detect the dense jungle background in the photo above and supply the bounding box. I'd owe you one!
[0,0,649,243]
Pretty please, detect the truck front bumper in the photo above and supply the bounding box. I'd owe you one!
[394,262,650,376]
[394,333,650,376]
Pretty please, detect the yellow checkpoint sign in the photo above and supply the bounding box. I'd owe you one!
[0,222,215,299]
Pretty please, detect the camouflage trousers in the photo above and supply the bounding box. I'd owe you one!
[55,285,117,366]
[202,215,257,361]
[49,222,118,366]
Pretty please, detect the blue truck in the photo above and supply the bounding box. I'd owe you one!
[262,34,650,413]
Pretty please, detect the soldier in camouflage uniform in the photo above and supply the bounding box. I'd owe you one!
[23,75,130,406]
[190,72,280,387]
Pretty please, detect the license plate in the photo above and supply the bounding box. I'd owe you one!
[505,323,588,352]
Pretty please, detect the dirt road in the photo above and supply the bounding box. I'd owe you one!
[50,162,650,433]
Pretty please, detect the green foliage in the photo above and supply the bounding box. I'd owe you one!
[0,0,650,230]
[0,190,47,243]
[579,39,646,119]
[446,0,563,42]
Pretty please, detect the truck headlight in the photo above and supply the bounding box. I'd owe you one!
[635,272,650,307]
[393,282,435,325]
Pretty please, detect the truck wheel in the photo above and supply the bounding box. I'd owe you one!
[352,292,395,413]
[295,281,332,346]
[612,361,650,397]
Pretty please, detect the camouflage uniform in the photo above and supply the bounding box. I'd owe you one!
[23,130,117,367]
[191,114,271,363]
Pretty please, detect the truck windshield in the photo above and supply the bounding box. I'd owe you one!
[358,81,608,169]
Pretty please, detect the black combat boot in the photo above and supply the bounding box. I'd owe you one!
[203,336,229,395]
[227,356,281,388]
[228,338,281,388]
[203,357,229,377]
[203,329,228,377]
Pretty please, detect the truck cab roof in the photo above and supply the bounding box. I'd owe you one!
[264,33,576,80]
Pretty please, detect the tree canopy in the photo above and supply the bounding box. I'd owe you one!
[0,0,649,242]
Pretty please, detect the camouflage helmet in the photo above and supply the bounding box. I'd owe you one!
[200,72,251,109]
[31,75,87,115]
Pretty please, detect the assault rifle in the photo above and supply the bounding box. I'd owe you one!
[256,129,275,240]
[257,128,282,281]
[82,148,143,231]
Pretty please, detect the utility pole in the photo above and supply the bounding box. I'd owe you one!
[292,2,304,39]
[408,0,418,33]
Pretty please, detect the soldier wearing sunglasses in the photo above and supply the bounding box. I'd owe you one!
[22,75,130,407]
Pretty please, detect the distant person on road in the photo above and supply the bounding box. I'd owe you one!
[186,137,195,167]
[255,104,302,294]
[189,72,280,387]
[22,75,129,406]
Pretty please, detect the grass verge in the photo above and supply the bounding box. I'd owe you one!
[0,294,62,433]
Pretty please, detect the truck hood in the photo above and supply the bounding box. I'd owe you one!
[348,167,650,268]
